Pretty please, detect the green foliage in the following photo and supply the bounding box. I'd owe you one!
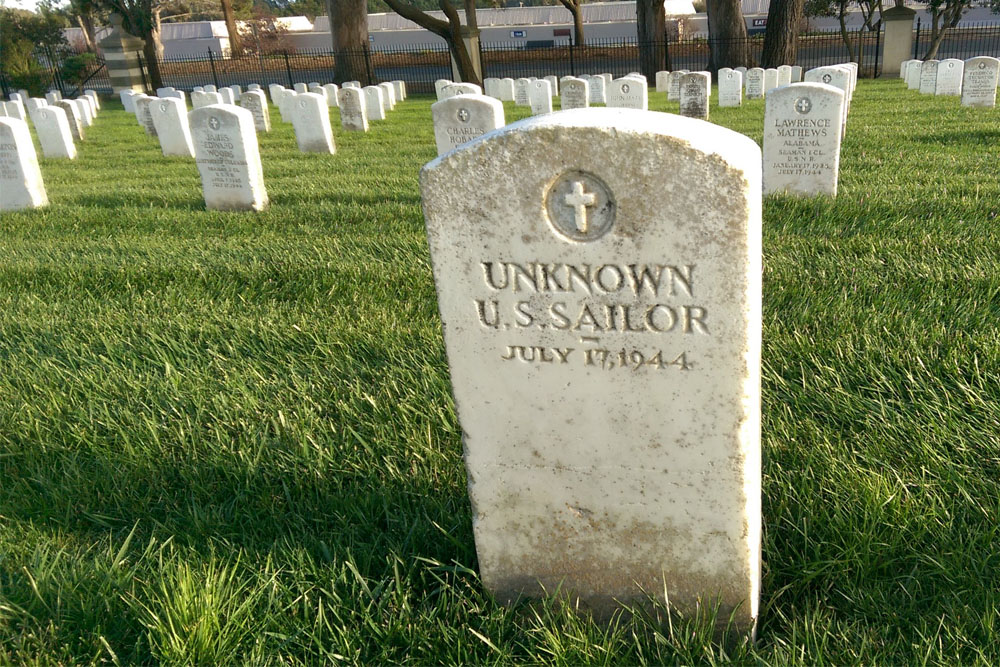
[0,8,66,95]
[59,52,98,86]
[1,82,999,663]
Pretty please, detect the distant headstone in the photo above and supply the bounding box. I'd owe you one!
[790,65,803,82]
[293,82,307,93]
[338,86,368,132]
[607,77,647,109]
[150,97,195,157]
[804,66,851,121]
[588,75,607,104]
[777,65,792,86]
[278,90,298,123]
[192,91,222,109]
[72,98,93,127]
[240,89,271,132]
[655,70,670,92]
[442,83,481,100]
[905,60,923,89]
[291,92,335,154]
[499,78,515,101]
[189,105,267,211]
[961,56,999,107]
[919,60,940,94]
[718,68,743,107]
[323,83,340,107]
[484,77,500,98]
[26,98,47,113]
[231,85,242,99]
[431,93,504,156]
[120,90,137,112]
[363,86,387,121]
[392,80,406,100]
[763,82,844,196]
[46,91,61,105]
[203,84,217,93]
[268,84,285,104]
[2,99,25,121]
[157,86,176,97]
[219,87,235,105]
[545,75,559,96]
[0,117,48,211]
[667,70,687,101]
[764,68,779,93]
[30,105,76,159]
[134,95,157,136]
[193,86,205,93]
[379,82,396,110]
[247,83,261,91]
[343,81,361,89]
[420,108,762,635]
[435,79,453,99]
[560,77,589,110]
[84,89,101,110]
[679,71,710,119]
[745,68,764,99]
[529,79,553,115]
[514,78,531,106]
[55,100,84,141]
[935,58,964,96]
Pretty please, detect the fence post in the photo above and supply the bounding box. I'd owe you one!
[913,18,921,58]
[208,49,220,87]
[363,44,375,85]
[284,51,294,87]
[569,40,576,76]
[874,23,882,77]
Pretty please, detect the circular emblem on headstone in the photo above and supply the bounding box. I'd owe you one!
[544,171,616,243]
[299,99,307,108]
[208,116,220,130]
[160,102,168,112]
[822,73,832,84]
[794,97,812,114]
[39,111,47,119]
[979,62,987,69]
[621,83,631,94]
[457,108,470,123]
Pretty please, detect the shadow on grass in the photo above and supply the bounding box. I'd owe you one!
[70,193,207,211]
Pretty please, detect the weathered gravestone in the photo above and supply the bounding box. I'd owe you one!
[499,78,516,102]
[919,60,940,94]
[443,83,482,100]
[607,77,647,109]
[545,75,559,96]
[667,70,688,101]
[905,60,923,89]
[291,92,336,154]
[150,97,195,157]
[392,80,406,100]
[30,105,76,159]
[0,117,48,211]
[935,59,964,96]
[1,99,25,121]
[763,82,844,196]
[134,95,157,136]
[192,91,222,109]
[420,108,762,635]
[790,65,803,82]
[529,79,554,115]
[435,79,454,99]
[343,81,361,89]
[588,75,607,104]
[46,91,61,106]
[218,87,235,105]
[777,65,793,87]
[363,86,387,121]
[278,90,298,123]
[204,84,217,93]
[72,98,93,127]
[560,77,590,110]
[718,68,743,107]
[655,70,670,92]
[240,89,271,132]
[380,82,397,110]
[679,72,710,119]
[432,94,505,156]
[515,79,532,106]
[745,68,764,99]
[189,105,267,211]
[268,84,286,104]
[323,83,339,107]
[961,56,999,107]
[85,89,101,110]
[293,82,307,93]
[55,100,84,141]
[338,87,368,132]
[763,68,779,94]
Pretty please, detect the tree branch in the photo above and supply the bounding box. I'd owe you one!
[380,0,450,38]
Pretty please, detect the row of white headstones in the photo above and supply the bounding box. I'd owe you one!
[900,56,1000,107]
[432,64,861,196]
[0,78,409,212]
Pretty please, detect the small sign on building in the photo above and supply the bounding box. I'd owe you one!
[511,30,526,38]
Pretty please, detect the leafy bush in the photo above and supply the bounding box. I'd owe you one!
[60,52,98,86]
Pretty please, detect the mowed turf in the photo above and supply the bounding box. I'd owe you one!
[1,80,999,664]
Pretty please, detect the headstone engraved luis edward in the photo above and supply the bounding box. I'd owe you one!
[420,109,762,634]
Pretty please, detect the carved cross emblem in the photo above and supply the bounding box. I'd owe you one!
[457,108,470,123]
[794,97,812,114]
[621,83,631,94]
[564,181,597,233]
[208,116,220,130]
[822,73,832,83]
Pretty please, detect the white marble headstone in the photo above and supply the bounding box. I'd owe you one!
[363,86,386,121]
[151,97,195,157]
[0,117,48,211]
[529,79,553,115]
[588,75,607,104]
[30,105,76,159]
[935,58,964,96]
[745,68,764,99]
[718,68,743,107]
[323,83,340,107]
[338,87,368,132]
[560,77,589,110]
[431,93,505,156]
[189,105,267,211]
[240,89,271,133]
[961,56,999,107]
[764,82,844,196]
[919,60,940,94]
[679,71,710,119]
[607,77,647,110]
[291,92,335,154]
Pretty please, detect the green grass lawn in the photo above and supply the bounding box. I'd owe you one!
[1,80,999,664]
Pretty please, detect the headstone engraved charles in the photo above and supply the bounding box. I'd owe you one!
[745,68,764,99]
[190,105,268,211]
[935,59,964,96]
[338,87,368,132]
[607,77,647,110]
[30,106,76,159]
[961,56,999,107]
[150,97,195,157]
[240,89,271,132]
[560,77,590,110]
[291,92,336,154]
[679,71,711,119]
[431,94,504,156]
[763,82,844,196]
[420,108,762,635]
[718,68,743,107]
[0,117,48,211]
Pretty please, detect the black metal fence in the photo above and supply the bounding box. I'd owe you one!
[913,21,1000,61]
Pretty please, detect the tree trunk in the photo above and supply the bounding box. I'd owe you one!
[76,11,98,53]
[706,0,753,71]
[140,27,164,90]
[558,0,586,46]
[220,0,242,57]
[328,0,371,85]
[923,3,963,59]
[837,2,857,63]
[636,0,665,79]
[381,0,482,86]
[760,0,802,68]
[464,0,478,31]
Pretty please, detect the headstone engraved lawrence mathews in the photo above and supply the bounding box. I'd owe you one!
[420,108,762,635]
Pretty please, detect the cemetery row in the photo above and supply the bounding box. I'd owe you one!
[899,57,1000,107]
[0,78,407,213]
